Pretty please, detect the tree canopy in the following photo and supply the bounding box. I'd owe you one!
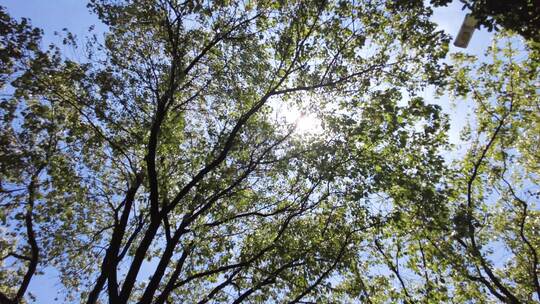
[432,0,540,43]
[0,1,538,303]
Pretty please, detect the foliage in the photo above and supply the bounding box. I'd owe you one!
[1,1,538,304]
[432,0,540,43]
[375,33,540,303]
[355,34,540,304]
[441,34,540,303]
[0,1,451,303]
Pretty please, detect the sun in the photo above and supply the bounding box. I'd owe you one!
[270,96,324,135]
[294,113,322,134]
[280,105,323,135]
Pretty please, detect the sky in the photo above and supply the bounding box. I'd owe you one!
[0,0,495,302]
[430,1,494,151]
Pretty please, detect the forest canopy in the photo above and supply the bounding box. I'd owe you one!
[0,1,538,303]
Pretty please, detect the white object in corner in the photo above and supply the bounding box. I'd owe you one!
[454,14,477,48]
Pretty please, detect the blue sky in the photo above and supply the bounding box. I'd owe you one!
[0,0,495,302]
[431,1,493,151]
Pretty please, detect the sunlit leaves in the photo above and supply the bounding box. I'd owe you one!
[0,1,459,303]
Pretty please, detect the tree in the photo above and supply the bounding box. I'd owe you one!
[441,34,540,303]
[432,0,540,43]
[364,34,539,303]
[0,1,451,303]
[0,7,54,303]
[3,2,539,304]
